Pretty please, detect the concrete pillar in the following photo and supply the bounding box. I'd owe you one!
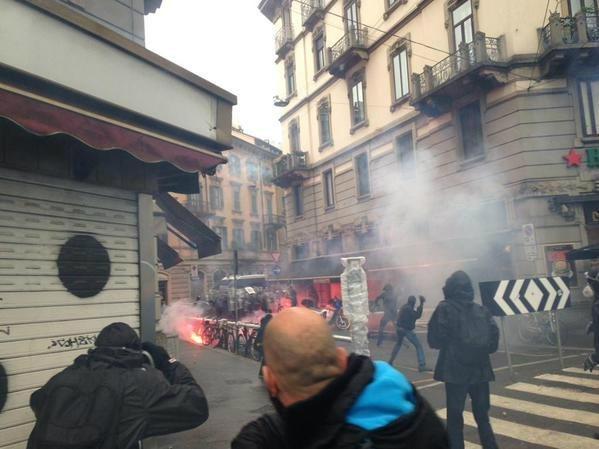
[474,31,488,63]
[340,256,370,356]
[423,65,433,93]
[548,12,564,47]
[575,11,589,43]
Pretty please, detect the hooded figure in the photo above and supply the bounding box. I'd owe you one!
[28,322,208,449]
[428,271,499,449]
[375,284,399,346]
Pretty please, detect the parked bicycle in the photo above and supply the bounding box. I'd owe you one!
[517,311,563,346]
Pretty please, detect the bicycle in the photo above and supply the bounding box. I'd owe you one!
[517,311,562,346]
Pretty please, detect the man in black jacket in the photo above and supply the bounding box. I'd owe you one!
[375,284,399,346]
[428,271,499,449]
[28,322,208,449]
[232,307,448,449]
[389,295,430,371]
[583,270,599,373]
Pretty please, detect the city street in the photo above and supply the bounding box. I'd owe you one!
[148,334,598,449]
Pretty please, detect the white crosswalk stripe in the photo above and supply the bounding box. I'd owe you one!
[434,367,599,448]
[563,366,599,376]
[535,373,599,389]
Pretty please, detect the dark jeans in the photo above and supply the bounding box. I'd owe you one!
[389,328,426,368]
[445,382,498,449]
[377,314,394,345]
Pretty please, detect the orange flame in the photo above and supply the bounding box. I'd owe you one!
[189,331,203,345]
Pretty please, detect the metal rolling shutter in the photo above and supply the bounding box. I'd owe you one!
[0,168,140,449]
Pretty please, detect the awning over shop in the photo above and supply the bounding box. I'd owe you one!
[567,244,599,261]
[154,193,221,259]
[156,237,183,269]
[0,86,227,174]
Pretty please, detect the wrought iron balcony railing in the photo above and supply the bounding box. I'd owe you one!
[542,12,599,49]
[275,25,294,55]
[302,0,325,28]
[329,28,368,63]
[263,214,286,229]
[274,151,308,178]
[185,197,210,217]
[412,32,505,101]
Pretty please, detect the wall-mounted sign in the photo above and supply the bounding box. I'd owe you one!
[522,223,536,246]
[563,148,599,168]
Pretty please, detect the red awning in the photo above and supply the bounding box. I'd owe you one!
[0,85,226,173]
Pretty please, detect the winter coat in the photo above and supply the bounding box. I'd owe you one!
[397,303,423,331]
[592,297,599,359]
[375,291,399,319]
[231,355,448,449]
[28,344,208,449]
[428,291,498,385]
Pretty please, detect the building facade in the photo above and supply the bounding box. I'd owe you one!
[167,128,285,301]
[259,0,599,305]
[0,1,234,446]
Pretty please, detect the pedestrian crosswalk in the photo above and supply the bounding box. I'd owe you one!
[435,367,599,448]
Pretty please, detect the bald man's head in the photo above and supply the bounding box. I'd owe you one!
[263,308,346,402]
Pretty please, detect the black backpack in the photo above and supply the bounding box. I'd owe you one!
[451,302,498,365]
[28,358,123,449]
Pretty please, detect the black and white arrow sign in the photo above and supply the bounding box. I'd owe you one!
[479,277,571,317]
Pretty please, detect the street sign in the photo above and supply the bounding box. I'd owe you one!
[272,265,281,276]
[522,224,536,246]
[524,245,538,261]
[271,252,281,263]
[479,276,571,317]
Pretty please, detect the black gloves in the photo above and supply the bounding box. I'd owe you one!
[142,342,172,371]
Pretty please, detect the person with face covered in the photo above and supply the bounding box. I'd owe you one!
[582,270,599,373]
[375,284,399,346]
[428,271,499,449]
[232,307,448,449]
[389,295,431,372]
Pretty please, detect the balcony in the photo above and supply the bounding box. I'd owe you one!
[328,28,369,78]
[411,32,506,117]
[540,12,599,76]
[264,214,286,230]
[275,25,294,58]
[302,0,325,30]
[272,151,309,188]
[185,197,211,218]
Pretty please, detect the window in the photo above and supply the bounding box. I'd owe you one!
[232,185,242,212]
[292,184,304,217]
[265,229,278,251]
[314,31,326,73]
[452,1,474,48]
[209,186,224,210]
[250,229,262,250]
[318,100,332,146]
[357,229,379,250]
[350,74,366,126]
[293,243,310,260]
[262,165,273,184]
[345,0,360,33]
[568,0,598,15]
[396,132,415,172]
[233,228,245,250]
[323,169,335,208]
[250,188,259,215]
[215,226,228,250]
[579,79,599,136]
[355,153,371,197]
[325,235,343,254]
[246,160,258,182]
[285,56,296,97]
[229,155,241,177]
[458,101,485,160]
[391,48,410,101]
[289,120,301,152]
[265,192,274,218]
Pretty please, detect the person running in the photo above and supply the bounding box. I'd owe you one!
[389,295,431,372]
[583,270,599,373]
[375,284,399,346]
[428,271,499,449]
[232,307,448,449]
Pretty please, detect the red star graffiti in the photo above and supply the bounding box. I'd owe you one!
[563,148,583,167]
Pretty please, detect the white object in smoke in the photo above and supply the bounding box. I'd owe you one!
[340,257,370,356]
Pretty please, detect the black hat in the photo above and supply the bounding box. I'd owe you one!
[96,322,141,350]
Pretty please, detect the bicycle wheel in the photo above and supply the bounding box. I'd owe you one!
[237,335,248,357]
[250,340,262,361]
[227,332,237,353]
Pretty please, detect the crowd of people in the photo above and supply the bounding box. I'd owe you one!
[24,269,598,449]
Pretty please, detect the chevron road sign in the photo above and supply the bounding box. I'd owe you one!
[479,277,571,317]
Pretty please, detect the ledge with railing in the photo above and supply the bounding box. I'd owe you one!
[272,151,309,188]
[264,214,286,229]
[328,28,368,77]
[542,11,599,50]
[302,0,325,29]
[275,25,294,56]
[411,32,505,101]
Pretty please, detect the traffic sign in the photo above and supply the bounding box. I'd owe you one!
[479,276,571,317]
[272,265,281,276]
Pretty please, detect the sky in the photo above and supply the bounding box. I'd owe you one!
[145,0,282,146]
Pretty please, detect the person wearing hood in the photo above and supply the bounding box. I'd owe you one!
[27,322,208,449]
[389,295,431,372]
[232,307,448,449]
[427,271,499,449]
[375,284,399,346]
[582,270,599,373]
